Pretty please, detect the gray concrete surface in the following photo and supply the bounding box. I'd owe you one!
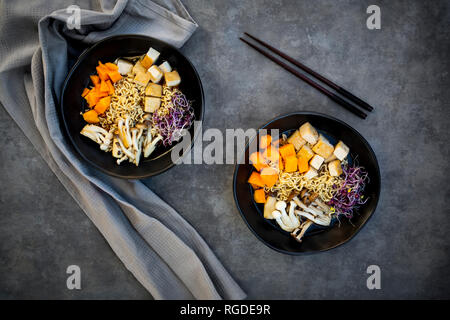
[1,0,449,299]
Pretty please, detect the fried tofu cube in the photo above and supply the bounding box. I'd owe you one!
[159,61,172,73]
[148,65,163,83]
[297,145,314,161]
[287,130,307,151]
[141,47,160,69]
[328,160,343,177]
[117,59,133,75]
[299,122,319,145]
[132,60,147,74]
[312,134,334,159]
[164,70,181,87]
[134,71,151,87]
[304,167,318,179]
[145,83,162,97]
[333,140,350,161]
[144,96,161,113]
[324,154,337,163]
[310,154,324,170]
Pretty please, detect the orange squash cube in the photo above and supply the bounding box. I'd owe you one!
[105,62,119,71]
[96,65,110,81]
[260,167,278,188]
[99,79,109,93]
[82,109,99,123]
[259,134,272,149]
[90,75,100,86]
[84,90,99,108]
[284,156,298,172]
[297,157,309,173]
[263,145,280,163]
[249,152,268,171]
[254,189,266,204]
[94,96,110,114]
[106,80,115,94]
[247,171,265,188]
[81,88,90,98]
[108,70,122,83]
[279,143,296,159]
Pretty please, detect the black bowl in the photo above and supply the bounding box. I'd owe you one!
[233,112,381,254]
[61,35,204,179]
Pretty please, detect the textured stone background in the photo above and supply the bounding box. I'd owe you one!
[1,0,449,299]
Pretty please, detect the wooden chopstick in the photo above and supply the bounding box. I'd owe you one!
[240,36,368,119]
[244,33,373,112]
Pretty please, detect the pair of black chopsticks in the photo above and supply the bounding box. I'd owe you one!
[240,32,373,119]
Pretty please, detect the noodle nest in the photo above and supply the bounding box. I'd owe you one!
[99,76,145,131]
[266,164,344,202]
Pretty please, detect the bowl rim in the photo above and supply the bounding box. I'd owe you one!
[60,34,204,179]
[232,111,381,255]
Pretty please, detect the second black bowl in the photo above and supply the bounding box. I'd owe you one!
[233,112,381,254]
[60,35,204,179]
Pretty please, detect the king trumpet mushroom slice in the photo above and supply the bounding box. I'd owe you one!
[264,196,277,219]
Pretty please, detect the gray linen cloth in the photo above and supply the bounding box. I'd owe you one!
[0,0,245,300]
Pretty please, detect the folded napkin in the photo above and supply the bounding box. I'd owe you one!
[0,0,245,300]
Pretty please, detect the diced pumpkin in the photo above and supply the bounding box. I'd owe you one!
[297,157,309,173]
[99,79,109,93]
[284,156,298,173]
[108,70,122,83]
[94,96,110,114]
[82,109,99,123]
[96,65,110,81]
[105,62,119,71]
[259,134,272,149]
[93,86,109,98]
[250,183,260,190]
[263,145,280,163]
[254,189,266,204]
[277,159,284,171]
[90,75,100,86]
[81,88,90,98]
[279,143,296,159]
[247,171,265,188]
[260,167,278,188]
[84,90,100,108]
[249,152,268,171]
[106,80,115,94]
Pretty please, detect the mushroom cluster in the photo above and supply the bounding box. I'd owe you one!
[81,114,162,166]
[264,193,332,243]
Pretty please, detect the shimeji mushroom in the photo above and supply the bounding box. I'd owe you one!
[80,124,113,151]
[314,198,331,213]
[272,210,295,232]
[144,134,163,158]
[272,201,300,231]
[293,196,324,216]
[294,210,331,226]
[112,137,123,158]
[291,221,313,243]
